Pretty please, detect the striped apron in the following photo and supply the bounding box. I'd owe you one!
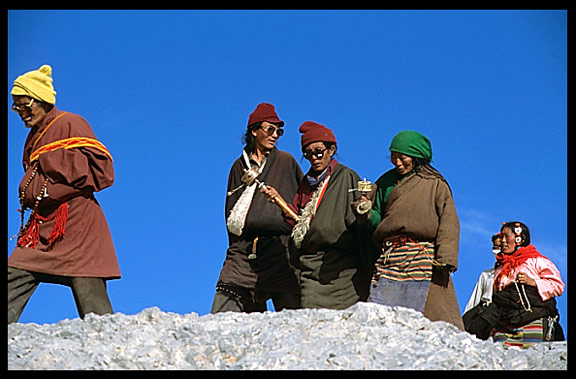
[368,236,435,313]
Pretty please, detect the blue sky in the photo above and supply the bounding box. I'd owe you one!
[7,10,567,335]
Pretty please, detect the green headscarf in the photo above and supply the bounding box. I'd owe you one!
[389,130,432,162]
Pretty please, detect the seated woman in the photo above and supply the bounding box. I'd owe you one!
[467,221,565,348]
[261,121,371,310]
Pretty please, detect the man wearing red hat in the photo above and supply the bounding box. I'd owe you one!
[262,121,373,310]
[211,103,304,313]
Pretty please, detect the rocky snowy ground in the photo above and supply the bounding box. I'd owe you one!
[8,302,567,370]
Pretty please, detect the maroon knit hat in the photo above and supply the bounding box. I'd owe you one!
[299,121,337,147]
[247,103,284,128]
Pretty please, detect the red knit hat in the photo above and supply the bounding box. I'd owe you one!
[247,103,284,128]
[299,121,337,147]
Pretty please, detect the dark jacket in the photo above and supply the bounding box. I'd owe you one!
[292,162,372,309]
[217,148,303,292]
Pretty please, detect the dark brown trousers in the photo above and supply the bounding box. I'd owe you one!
[8,266,113,324]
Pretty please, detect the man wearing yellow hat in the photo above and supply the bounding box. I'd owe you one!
[8,65,121,323]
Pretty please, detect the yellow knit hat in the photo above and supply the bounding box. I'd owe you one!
[11,64,57,104]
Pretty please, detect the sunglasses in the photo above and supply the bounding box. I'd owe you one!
[11,98,35,113]
[259,124,284,137]
[303,148,327,160]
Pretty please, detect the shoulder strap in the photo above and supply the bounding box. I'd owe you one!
[31,112,69,152]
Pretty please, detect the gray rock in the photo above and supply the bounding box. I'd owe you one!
[7,302,567,370]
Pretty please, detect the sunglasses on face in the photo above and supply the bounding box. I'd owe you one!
[303,148,327,160]
[11,98,35,113]
[259,124,284,137]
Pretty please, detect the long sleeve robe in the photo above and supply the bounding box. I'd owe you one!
[368,166,463,329]
[8,107,120,279]
[217,148,303,292]
[290,162,372,309]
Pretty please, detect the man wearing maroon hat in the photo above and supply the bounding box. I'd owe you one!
[261,121,374,310]
[211,103,304,313]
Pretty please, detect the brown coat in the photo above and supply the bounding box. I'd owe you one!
[371,166,464,330]
[8,107,120,279]
[217,148,303,292]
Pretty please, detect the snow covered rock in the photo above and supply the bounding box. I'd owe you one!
[8,302,567,370]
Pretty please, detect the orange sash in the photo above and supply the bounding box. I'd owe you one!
[30,137,113,162]
[29,111,112,163]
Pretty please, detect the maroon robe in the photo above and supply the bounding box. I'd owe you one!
[8,107,121,279]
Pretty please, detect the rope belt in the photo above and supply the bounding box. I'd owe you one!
[380,235,444,267]
[373,235,441,283]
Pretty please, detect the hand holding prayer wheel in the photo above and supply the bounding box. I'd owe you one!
[349,178,373,221]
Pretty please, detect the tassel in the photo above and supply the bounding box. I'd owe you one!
[16,202,68,249]
[46,202,68,248]
[17,216,41,249]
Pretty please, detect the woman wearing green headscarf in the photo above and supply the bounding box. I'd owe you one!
[355,131,464,330]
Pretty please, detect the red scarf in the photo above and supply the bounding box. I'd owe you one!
[494,244,543,287]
